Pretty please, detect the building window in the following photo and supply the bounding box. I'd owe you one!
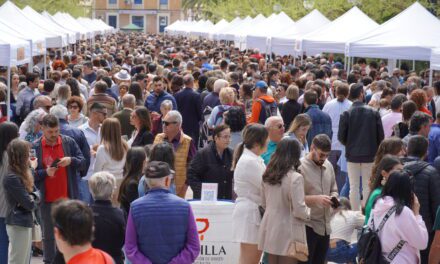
[108,0,117,4]
[133,0,142,4]
[159,0,168,9]
[108,15,117,28]
[158,16,168,32]
[132,16,144,28]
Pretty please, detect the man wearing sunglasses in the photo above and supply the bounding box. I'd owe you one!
[153,110,196,198]
[261,116,285,165]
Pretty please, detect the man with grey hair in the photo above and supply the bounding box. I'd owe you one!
[112,94,136,138]
[33,95,53,113]
[153,110,196,198]
[125,161,199,264]
[261,116,285,165]
[88,171,125,263]
[174,74,203,145]
[50,104,91,202]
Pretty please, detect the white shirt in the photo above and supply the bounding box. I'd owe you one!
[330,210,364,242]
[79,122,101,179]
[381,111,402,138]
[94,145,126,179]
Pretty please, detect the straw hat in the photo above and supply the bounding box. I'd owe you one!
[114,69,131,81]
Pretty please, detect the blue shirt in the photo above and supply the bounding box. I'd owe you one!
[261,141,278,165]
[429,123,440,164]
[305,104,333,148]
[16,87,37,116]
[144,91,177,113]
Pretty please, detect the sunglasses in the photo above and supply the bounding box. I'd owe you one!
[162,121,177,126]
[272,124,285,130]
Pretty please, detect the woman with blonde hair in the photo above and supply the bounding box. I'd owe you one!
[285,114,312,157]
[4,139,39,264]
[94,118,128,204]
[56,84,71,107]
[207,87,236,128]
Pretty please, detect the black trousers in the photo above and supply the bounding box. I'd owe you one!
[298,226,330,264]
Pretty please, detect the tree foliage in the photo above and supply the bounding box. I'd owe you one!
[0,0,91,18]
[183,0,439,24]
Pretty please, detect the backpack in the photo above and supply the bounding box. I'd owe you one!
[257,98,277,124]
[199,106,213,149]
[213,105,230,126]
[358,206,406,264]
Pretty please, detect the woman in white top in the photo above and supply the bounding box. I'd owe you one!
[94,118,128,204]
[285,114,311,158]
[232,123,269,264]
[327,197,364,263]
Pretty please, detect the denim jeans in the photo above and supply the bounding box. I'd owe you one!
[78,177,92,204]
[0,217,8,264]
[339,172,350,198]
[326,240,358,263]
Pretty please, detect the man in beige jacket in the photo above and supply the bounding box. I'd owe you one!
[299,134,338,264]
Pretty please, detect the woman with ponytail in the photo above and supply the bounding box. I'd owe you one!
[232,123,269,264]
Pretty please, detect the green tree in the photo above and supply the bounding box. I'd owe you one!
[183,0,439,24]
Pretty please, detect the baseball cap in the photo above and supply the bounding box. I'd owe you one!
[252,80,268,91]
[144,161,174,179]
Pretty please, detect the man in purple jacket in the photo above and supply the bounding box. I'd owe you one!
[124,161,200,264]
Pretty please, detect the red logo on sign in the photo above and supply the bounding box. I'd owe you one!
[196,218,209,241]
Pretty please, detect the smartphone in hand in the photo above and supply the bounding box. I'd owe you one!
[50,158,60,168]
[331,196,340,209]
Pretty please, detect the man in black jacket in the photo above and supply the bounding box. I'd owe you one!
[338,83,384,211]
[403,135,440,264]
[174,74,203,147]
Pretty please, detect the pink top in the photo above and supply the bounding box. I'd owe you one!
[381,112,402,138]
[369,196,428,264]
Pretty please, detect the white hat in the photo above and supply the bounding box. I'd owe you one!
[114,69,131,81]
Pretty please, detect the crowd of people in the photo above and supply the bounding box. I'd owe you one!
[1,31,440,264]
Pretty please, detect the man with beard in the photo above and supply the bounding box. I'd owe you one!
[299,134,338,264]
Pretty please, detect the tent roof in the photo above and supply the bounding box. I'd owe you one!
[246,11,295,38]
[273,9,330,40]
[0,30,31,66]
[347,2,440,60]
[0,1,62,48]
[21,5,70,46]
[301,6,379,54]
[221,15,266,40]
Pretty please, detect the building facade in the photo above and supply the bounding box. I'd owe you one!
[93,0,183,33]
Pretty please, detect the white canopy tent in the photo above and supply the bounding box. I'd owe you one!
[42,11,83,40]
[209,18,237,40]
[270,9,330,56]
[431,48,440,71]
[0,18,45,57]
[22,6,74,46]
[93,18,115,34]
[77,17,105,36]
[0,31,31,121]
[221,14,266,42]
[221,14,266,41]
[52,12,93,40]
[300,7,378,55]
[61,12,96,38]
[0,1,65,48]
[196,19,228,39]
[214,17,249,41]
[234,13,281,50]
[189,20,215,38]
[173,20,198,36]
[346,2,440,61]
[244,12,295,53]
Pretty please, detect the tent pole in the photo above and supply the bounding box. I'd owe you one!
[6,65,10,121]
[44,51,47,80]
[344,56,347,71]
[412,60,415,71]
[429,68,433,86]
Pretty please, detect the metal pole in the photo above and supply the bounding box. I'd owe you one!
[6,66,10,121]
[412,60,415,71]
[429,68,433,86]
[44,51,47,80]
